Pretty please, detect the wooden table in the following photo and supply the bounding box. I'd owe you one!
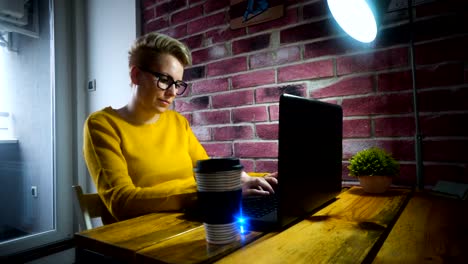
[74,187,468,263]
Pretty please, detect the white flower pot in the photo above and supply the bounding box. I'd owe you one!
[358,176,393,193]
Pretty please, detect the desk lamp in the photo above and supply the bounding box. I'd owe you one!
[326,0,424,189]
[327,0,468,198]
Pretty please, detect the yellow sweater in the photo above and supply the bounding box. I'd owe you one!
[83,107,209,221]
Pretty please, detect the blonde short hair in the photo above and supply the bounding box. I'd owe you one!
[128,32,192,69]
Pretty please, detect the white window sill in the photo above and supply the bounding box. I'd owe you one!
[0,138,18,144]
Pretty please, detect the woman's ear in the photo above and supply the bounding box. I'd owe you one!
[130,66,140,85]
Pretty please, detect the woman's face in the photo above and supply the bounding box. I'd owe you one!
[133,53,184,114]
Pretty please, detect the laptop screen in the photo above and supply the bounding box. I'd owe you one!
[241,93,343,231]
[277,93,343,228]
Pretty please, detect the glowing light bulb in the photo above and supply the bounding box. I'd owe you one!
[327,0,377,43]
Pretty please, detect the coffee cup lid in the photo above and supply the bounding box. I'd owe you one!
[194,158,243,173]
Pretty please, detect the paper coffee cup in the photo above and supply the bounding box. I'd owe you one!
[194,158,243,244]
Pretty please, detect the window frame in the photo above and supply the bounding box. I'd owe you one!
[0,0,74,255]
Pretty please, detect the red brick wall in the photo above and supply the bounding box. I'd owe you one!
[141,0,468,187]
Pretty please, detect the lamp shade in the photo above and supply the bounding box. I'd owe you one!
[327,0,378,43]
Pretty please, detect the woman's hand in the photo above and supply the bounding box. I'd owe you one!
[241,171,278,196]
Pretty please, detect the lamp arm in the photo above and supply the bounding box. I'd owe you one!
[408,0,425,190]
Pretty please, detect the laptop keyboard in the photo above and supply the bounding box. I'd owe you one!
[241,194,279,218]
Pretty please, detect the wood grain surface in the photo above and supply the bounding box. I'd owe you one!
[136,226,266,264]
[74,212,202,263]
[216,187,411,264]
[373,192,468,263]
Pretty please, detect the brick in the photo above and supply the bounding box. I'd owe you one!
[343,139,415,161]
[241,159,255,173]
[374,116,415,137]
[269,104,280,121]
[213,125,254,140]
[204,0,229,13]
[255,160,278,173]
[415,0,468,18]
[145,17,169,32]
[342,93,413,116]
[174,96,209,112]
[280,18,338,44]
[192,44,229,65]
[312,75,374,99]
[343,119,371,138]
[234,142,278,158]
[415,35,468,65]
[233,34,271,55]
[423,139,468,162]
[232,106,269,123]
[413,14,468,43]
[143,8,155,22]
[228,0,248,21]
[231,70,275,89]
[305,37,372,60]
[373,24,410,48]
[181,34,204,50]
[419,88,468,112]
[187,12,226,35]
[346,25,408,52]
[156,0,186,14]
[171,5,203,25]
[248,7,298,34]
[207,57,247,77]
[416,62,465,89]
[256,123,279,140]
[192,126,211,141]
[378,70,412,92]
[421,113,468,137]
[161,24,187,39]
[191,78,229,95]
[256,84,306,103]
[206,27,246,44]
[212,90,255,108]
[142,0,156,9]
[184,66,205,81]
[394,164,417,186]
[321,99,339,105]
[189,0,204,4]
[202,142,233,157]
[278,60,334,82]
[250,46,300,69]
[192,110,230,125]
[423,164,468,185]
[337,47,409,76]
[303,0,328,19]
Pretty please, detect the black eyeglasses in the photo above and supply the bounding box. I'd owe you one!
[140,68,188,95]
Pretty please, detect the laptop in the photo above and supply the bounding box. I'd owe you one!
[241,93,343,232]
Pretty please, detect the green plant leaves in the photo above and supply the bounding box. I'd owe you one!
[347,147,400,177]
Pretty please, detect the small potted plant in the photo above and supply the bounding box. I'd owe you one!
[347,147,400,193]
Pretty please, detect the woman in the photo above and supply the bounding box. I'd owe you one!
[83,32,278,222]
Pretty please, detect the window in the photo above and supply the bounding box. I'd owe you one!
[0,0,73,256]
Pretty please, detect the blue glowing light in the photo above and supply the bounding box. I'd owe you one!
[235,213,248,234]
[327,0,377,43]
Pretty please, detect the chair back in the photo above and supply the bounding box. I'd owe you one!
[72,185,116,230]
